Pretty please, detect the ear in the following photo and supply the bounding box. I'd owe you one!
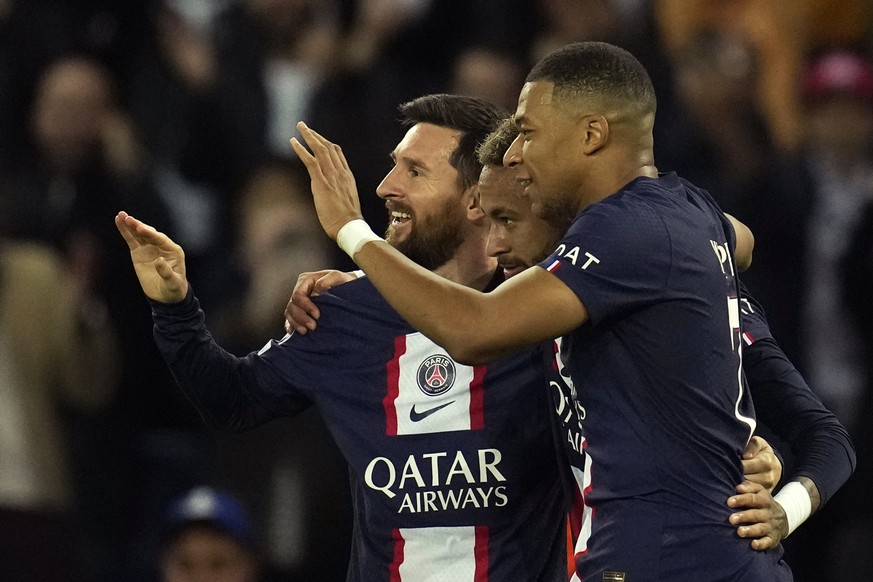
[580,114,609,155]
[465,185,486,221]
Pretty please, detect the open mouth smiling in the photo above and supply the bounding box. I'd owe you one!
[391,210,412,225]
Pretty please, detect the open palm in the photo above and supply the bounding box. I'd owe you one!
[115,211,189,303]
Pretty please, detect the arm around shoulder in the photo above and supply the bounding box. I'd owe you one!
[356,242,588,364]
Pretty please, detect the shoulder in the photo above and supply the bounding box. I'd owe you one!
[564,181,673,249]
[311,276,408,330]
[314,275,381,308]
[583,176,680,222]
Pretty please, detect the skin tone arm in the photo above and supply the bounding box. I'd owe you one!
[291,123,586,364]
[726,213,754,271]
[288,125,753,362]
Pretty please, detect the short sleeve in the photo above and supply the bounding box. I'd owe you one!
[539,195,672,325]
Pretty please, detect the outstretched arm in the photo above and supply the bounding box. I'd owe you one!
[115,211,311,431]
[290,123,587,364]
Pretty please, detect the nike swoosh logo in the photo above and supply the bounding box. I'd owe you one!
[409,401,455,422]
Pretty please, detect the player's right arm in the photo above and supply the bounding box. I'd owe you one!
[116,212,311,431]
[291,123,588,364]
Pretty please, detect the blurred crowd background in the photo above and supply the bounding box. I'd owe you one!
[0,0,871,580]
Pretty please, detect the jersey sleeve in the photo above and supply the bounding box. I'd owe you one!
[737,280,774,345]
[539,196,671,326]
[740,284,857,505]
[151,290,314,432]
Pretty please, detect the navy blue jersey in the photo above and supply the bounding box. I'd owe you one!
[542,337,590,568]
[539,173,792,581]
[152,276,570,582]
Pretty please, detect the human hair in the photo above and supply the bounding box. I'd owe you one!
[476,117,519,167]
[398,94,507,189]
[526,42,657,118]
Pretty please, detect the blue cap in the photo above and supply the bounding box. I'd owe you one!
[163,486,253,547]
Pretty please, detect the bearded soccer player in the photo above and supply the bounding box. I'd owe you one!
[118,94,574,582]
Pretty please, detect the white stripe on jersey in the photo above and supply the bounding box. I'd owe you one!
[728,296,757,443]
[397,526,486,581]
[393,333,478,435]
[572,462,593,557]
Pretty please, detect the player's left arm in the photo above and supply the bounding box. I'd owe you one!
[290,122,588,364]
[355,246,586,363]
[728,287,856,550]
[725,213,754,271]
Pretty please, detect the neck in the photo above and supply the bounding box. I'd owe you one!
[433,224,497,291]
[582,143,658,209]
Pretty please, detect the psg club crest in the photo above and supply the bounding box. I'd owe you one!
[416,355,456,396]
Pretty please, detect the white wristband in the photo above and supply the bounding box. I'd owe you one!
[774,481,812,537]
[336,219,382,259]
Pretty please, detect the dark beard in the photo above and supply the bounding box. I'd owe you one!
[385,199,466,271]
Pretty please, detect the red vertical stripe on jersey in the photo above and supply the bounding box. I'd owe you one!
[569,489,584,546]
[474,526,489,582]
[469,366,486,430]
[384,336,406,436]
[389,528,405,582]
[566,518,575,577]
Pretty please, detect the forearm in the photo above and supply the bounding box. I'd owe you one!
[353,239,580,363]
[745,338,857,506]
[353,240,508,363]
[151,290,307,430]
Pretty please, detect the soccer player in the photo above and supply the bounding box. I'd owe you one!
[289,42,804,579]
[118,94,574,582]
[471,119,855,557]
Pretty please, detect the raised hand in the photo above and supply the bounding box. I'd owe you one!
[115,211,189,303]
[290,122,364,240]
